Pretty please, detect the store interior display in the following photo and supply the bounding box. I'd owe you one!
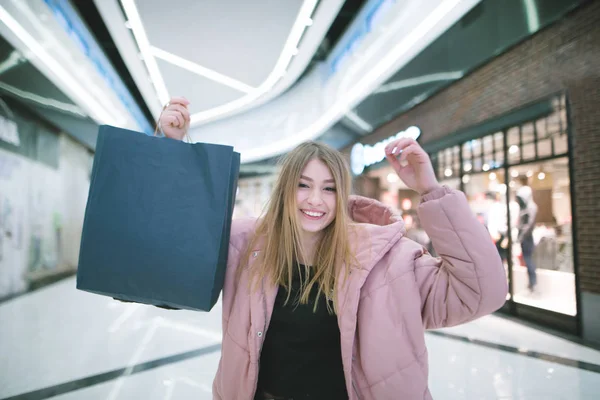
[433,96,576,316]
[361,95,576,317]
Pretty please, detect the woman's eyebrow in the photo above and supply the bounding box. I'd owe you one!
[300,175,335,183]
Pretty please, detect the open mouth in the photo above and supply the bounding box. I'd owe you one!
[300,209,325,220]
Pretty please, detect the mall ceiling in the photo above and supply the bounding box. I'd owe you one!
[0,0,585,174]
[0,33,100,149]
[350,0,585,132]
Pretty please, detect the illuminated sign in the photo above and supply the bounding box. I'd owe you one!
[350,126,420,175]
[0,115,20,146]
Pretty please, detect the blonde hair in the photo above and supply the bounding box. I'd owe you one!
[241,141,356,313]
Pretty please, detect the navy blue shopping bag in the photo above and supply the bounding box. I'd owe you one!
[76,125,240,311]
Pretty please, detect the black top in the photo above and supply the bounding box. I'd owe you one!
[256,264,348,400]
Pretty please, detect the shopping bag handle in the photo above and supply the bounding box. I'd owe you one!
[154,102,192,143]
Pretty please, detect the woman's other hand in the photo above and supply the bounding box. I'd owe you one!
[158,97,190,140]
[384,138,441,195]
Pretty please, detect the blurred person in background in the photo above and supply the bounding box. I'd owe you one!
[516,185,538,292]
[405,212,435,257]
[485,191,509,263]
[158,97,507,400]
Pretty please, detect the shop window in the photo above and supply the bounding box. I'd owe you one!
[538,138,552,158]
[554,132,568,155]
[429,94,574,319]
[467,139,483,172]
[522,142,536,161]
[494,132,504,167]
[507,126,520,164]
[463,170,510,295]
[462,142,472,173]
[521,122,534,142]
[452,146,460,176]
[508,158,575,316]
[437,145,460,179]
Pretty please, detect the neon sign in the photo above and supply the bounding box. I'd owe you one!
[350,126,421,175]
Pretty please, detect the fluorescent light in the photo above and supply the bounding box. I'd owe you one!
[509,145,519,154]
[464,163,472,172]
[0,5,121,125]
[345,110,373,132]
[150,46,255,93]
[538,172,546,180]
[462,175,470,184]
[241,0,466,162]
[387,173,399,183]
[188,0,319,124]
[0,81,87,116]
[489,172,497,181]
[482,163,490,171]
[511,170,519,177]
[0,50,25,75]
[121,0,170,106]
[444,168,453,177]
[523,0,539,33]
[374,71,464,94]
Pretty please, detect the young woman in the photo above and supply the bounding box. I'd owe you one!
[159,97,508,400]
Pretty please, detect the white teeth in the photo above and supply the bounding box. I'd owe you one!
[302,210,324,217]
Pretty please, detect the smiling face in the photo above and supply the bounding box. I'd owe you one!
[296,158,337,236]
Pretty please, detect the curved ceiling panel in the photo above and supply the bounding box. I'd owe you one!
[189,0,482,163]
[137,0,305,88]
[156,59,244,112]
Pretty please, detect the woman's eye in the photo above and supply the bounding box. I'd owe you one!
[299,183,309,188]
[325,187,337,192]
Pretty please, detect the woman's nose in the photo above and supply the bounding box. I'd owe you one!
[307,189,323,205]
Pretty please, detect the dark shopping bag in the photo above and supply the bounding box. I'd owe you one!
[76,125,240,311]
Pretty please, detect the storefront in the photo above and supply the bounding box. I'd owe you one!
[350,93,579,334]
[343,0,600,342]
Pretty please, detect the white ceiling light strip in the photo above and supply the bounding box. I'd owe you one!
[523,0,540,33]
[345,111,373,132]
[373,71,464,94]
[187,0,318,125]
[0,50,25,75]
[150,46,255,93]
[0,5,119,125]
[0,81,87,116]
[121,0,170,106]
[242,0,465,162]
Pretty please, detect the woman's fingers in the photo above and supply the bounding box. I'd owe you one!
[398,144,421,164]
[385,151,402,172]
[166,104,190,123]
[385,138,417,156]
[163,112,183,128]
[168,96,190,107]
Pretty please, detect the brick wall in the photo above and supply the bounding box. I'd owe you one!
[357,2,600,294]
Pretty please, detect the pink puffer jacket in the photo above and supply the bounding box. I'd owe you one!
[213,186,507,399]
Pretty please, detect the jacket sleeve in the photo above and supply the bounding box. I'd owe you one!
[415,186,508,329]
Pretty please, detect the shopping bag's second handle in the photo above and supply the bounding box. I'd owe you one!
[154,101,192,143]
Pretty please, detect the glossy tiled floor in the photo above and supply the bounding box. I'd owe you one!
[1,277,599,399]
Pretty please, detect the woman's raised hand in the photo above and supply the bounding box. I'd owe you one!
[158,97,190,141]
[384,138,441,196]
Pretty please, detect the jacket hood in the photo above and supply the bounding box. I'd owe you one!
[348,195,404,227]
[347,195,407,272]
